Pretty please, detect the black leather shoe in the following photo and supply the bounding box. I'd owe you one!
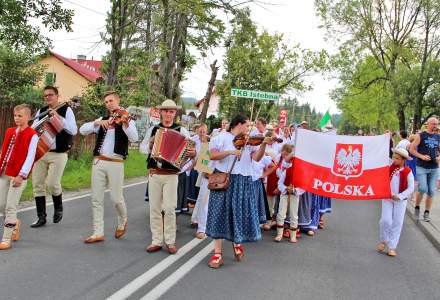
[31,196,47,228]
[30,217,47,228]
[52,194,63,223]
[53,210,63,223]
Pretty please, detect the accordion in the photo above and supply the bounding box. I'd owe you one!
[151,127,195,171]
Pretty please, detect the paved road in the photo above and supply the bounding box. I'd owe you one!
[1,183,439,300]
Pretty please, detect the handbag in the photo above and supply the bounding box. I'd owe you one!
[207,156,238,191]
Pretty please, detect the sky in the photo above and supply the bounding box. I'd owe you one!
[43,0,338,114]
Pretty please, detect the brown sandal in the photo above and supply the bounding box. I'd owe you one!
[274,226,283,242]
[288,228,297,243]
[274,234,283,242]
[12,219,21,242]
[208,253,224,269]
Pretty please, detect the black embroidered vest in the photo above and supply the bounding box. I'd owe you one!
[93,116,129,159]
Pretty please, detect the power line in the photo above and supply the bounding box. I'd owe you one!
[63,0,107,16]
[53,33,102,42]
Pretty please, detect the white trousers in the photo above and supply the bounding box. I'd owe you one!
[379,199,407,250]
[276,193,299,229]
[190,173,204,223]
[0,175,27,225]
[267,195,277,218]
[32,152,68,197]
[191,176,210,233]
[90,159,127,236]
[148,173,178,246]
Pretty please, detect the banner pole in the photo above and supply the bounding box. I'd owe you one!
[250,98,255,121]
[292,127,299,158]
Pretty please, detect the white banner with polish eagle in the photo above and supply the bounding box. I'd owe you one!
[293,129,391,200]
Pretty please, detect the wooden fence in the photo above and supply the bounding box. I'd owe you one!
[0,105,15,143]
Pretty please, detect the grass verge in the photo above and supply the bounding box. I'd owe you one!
[21,150,147,202]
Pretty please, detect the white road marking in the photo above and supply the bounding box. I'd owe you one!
[0,181,146,216]
[107,238,205,300]
[140,242,214,300]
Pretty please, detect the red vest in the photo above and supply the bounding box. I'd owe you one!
[266,157,282,196]
[266,157,294,195]
[0,126,37,178]
[389,163,411,193]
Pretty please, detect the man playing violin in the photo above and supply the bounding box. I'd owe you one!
[140,99,196,255]
[79,91,138,243]
[31,86,78,228]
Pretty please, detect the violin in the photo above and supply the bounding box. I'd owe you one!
[109,108,136,125]
[232,133,257,149]
[264,131,284,143]
[232,133,283,149]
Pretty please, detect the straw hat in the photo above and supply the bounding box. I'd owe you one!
[300,120,308,125]
[157,99,181,110]
[392,148,412,160]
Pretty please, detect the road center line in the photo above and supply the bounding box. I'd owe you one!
[0,181,146,217]
[140,241,214,300]
[107,238,205,300]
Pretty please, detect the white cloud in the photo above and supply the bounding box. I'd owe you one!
[41,0,109,59]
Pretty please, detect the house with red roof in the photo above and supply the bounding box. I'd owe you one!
[37,51,103,101]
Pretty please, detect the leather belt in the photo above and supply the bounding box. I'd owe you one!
[95,155,124,163]
[149,168,178,175]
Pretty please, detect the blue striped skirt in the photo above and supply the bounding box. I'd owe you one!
[300,193,320,231]
[318,195,332,214]
[252,180,270,224]
[298,192,312,226]
[206,173,262,244]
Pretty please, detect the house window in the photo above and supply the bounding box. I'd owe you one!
[45,72,57,85]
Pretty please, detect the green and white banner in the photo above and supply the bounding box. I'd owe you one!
[231,88,280,101]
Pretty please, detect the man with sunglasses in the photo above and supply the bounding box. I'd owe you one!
[30,86,78,228]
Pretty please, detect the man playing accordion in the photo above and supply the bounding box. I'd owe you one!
[140,99,196,255]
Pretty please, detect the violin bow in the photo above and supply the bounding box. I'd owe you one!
[238,102,264,161]
[30,97,80,122]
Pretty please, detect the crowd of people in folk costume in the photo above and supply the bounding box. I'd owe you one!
[0,86,439,266]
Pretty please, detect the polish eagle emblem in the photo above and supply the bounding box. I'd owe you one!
[331,144,363,180]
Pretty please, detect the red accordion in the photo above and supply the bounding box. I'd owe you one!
[151,128,195,171]
[34,115,65,161]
